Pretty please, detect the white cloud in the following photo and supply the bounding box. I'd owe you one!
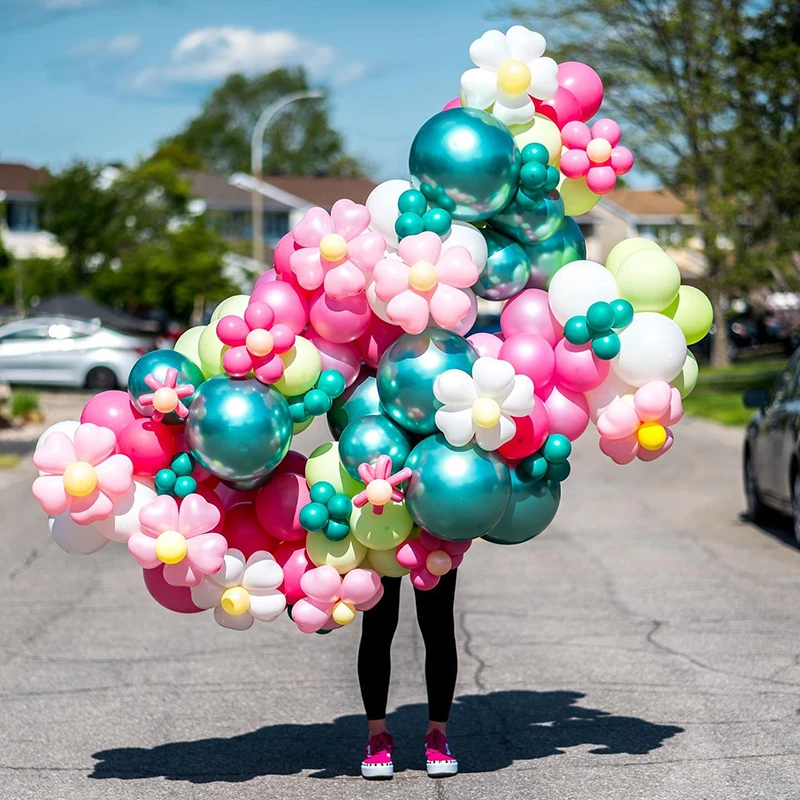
[67,32,142,61]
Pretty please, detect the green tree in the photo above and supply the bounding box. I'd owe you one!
[152,68,363,177]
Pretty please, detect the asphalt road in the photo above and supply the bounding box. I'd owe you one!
[2,416,800,800]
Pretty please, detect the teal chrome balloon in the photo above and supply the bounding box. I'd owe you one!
[128,349,205,424]
[475,228,531,301]
[377,329,478,436]
[339,414,413,481]
[185,376,292,485]
[490,189,565,247]
[483,465,561,545]
[404,434,511,541]
[327,368,382,440]
[524,217,586,288]
[409,108,520,223]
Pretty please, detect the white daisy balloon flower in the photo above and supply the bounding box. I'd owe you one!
[433,356,535,451]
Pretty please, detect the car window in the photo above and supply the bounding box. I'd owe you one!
[0,326,51,341]
[770,352,800,405]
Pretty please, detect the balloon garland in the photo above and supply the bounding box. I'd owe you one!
[31,24,712,634]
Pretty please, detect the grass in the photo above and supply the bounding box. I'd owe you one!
[10,390,40,419]
[0,454,21,469]
[683,356,786,426]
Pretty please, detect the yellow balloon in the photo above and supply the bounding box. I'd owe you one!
[305,441,364,497]
[274,336,322,397]
[364,547,410,578]
[671,350,699,398]
[197,324,227,378]
[511,113,562,165]
[154,530,188,565]
[306,530,366,574]
[349,501,413,551]
[174,325,205,370]
[472,397,502,428]
[558,175,600,216]
[62,461,97,497]
[637,422,668,451]
[605,237,663,276]
[210,294,250,323]
[331,600,357,626]
[220,586,250,616]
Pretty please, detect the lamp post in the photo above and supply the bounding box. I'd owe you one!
[251,89,325,266]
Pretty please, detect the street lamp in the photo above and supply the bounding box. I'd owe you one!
[251,89,325,266]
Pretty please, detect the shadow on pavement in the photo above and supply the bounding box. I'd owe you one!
[740,511,800,550]
[90,690,683,783]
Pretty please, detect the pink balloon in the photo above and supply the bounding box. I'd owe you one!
[309,289,372,343]
[450,289,478,336]
[341,568,382,606]
[499,333,555,391]
[195,483,227,529]
[638,430,674,462]
[254,268,279,285]
[539,382,590,441]
[255,472,310,541]
[275,449,308,477]
[497,395,550,460]
[442,97,462,111]
[557,61,604,122]
[501,289,563,346]
[356,316,403,369]
[467,332,504,359]
[272,233,313,296]
[308,331,362,387]
[222,502,278,558]
[81,390,141,436]
[117,418,177,476]
[553,340,610,393]
[249,279,309,334]
[274,541,312,605]
[533,86,582,129]
[212,483,257,509]
[143,565,203,614]
[301,564,341,602]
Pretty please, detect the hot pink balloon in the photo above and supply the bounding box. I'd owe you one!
[117,418,177,476]
[249,279,309,334]
[272,233,313,296]
[273,541,312,605]
[467,332,503,359]
[275,450,308,477]
[497,395,550,460]
[533,86,582,129]
[143,565,203,614]
[307,331,361,387]
[222,502,277,558]
[557,62,604,122]
[81,390,141,436]
[553,340,610,393]
[309,289,372,344]
[442,96,462,111]
[254,268,279,285]
[255,472,310,541]
[499,333,555,391]
[356,316,403,369]
[213,484,257,509]
[501,289,563,346]
[538,382,590,441]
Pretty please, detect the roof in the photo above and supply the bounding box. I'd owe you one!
[604,188,691,218]
[184,171,288,212]
[0,163,48,201]
[262,176,377,209]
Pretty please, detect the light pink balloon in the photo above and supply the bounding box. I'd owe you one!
[638,430,674,462]
[341,568,382,606]
[356,316,403,369]
[533,86,582,128]
[254,268,279,285]
[274,540,312,605]
[539,382,590,441]
[442,97,462,111]
[292,596,332,634]
[249,279,309,334]
[599,433,638,465]
[501,289,563,346]
[553,340,610,393]
[467,332,504,359]
[301,564,342,603]
[81,390,140,436]
[309,289,372,343]
[499,333,555,391]
[557,61,604,122]
[633,380,673,422]
[271,233,312,296]
[307,331,362,387]
[450,289,478,336]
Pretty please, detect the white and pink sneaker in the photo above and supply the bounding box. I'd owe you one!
[424,729,458,777]
[361,731,395,779]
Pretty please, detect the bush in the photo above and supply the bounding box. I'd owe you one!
[10,390,40,419]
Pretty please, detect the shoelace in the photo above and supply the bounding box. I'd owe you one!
[427,729,449,754]
[367,731,393,756]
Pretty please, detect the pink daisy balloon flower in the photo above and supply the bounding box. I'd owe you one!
[290,199,386,299]
[396,530,471,591]
[216,301,296,384]
[137,367,194,422]
[32,423,134,525]
[353,454,412,516]
[559,118,634,195]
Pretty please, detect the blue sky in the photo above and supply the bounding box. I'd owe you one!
[0,0,517,179]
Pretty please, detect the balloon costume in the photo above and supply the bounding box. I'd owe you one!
[31,25,712,634]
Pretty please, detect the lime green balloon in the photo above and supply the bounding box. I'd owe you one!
[605,238,663,276]
[350,501,413,551]
[511,113,562,165]
[210,294,250,323]
[558,176,600,216]
[662,285,713,345]
[616,250,681,312]
[306,529,366,574]
[293,416,313,435]
[174,325,205,369]
[197,324,227,378]
[274,337,322,397]
[365,547,410,577]
[305,441,364,497]
[671,350,699,398]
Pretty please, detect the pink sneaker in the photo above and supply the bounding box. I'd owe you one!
[361,731,395,779]
[424,729,458,777]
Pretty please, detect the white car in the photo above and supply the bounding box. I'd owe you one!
[0,316,152,389]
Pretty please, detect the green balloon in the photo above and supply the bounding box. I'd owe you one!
[592,333,621,360]
[174,325,205,370]
[327,369,381,440]
[543,434,571,463]
[128,349,206,424]
[611,299,634,328]
[305,442,364,497]
[327,493,353,520]
[616,250,681,312]
[299,502,329,532]
[318,369,346,398]
[210,294,250,323]
[305,389,332,416]
[671,350,699,398]
[662,286,713,345]
[422,208,451,236]
[564,316,591,345]
[197,324,227,378]
[518,454,547,481]
[171,452,194,476]
[349,501,413,551]
[309,481,336,505]
[475,227,531,301]
[398,190,427,216]
[523,217,586,287]
[586,301,615,333]
[605,238,662,276]
[395,212,425,239]
[324,519,351,542]
[547,461,571,483]
[155,469,176,493]
[339,414,413,481]
[365,547,410,578]
[174,476,197,498]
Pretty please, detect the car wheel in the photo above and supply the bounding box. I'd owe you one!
[792,474,800,545]
[85,367,117,391]
[744,451,769,524]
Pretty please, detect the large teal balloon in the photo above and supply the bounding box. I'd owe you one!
[128,349,205,424]
[377,329,478,435]
[475,228,531,301]
[490,189,565,246]
[327,368,381,440]
[339,414,413,481]
[404,434,511,542]
[483,465,561,545]
[185,376,292,485]
[523,216,586,288]
[409,108,520,223]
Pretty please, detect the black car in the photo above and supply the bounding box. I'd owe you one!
[743,350,800,540]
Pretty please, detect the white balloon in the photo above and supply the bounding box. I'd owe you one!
[441,221,489,270]
[612,312,688,387]
[108,478,157,543]
[584,371,636,423]
[36,420,80,451]
[365,282,394,324]
[547,260,619,325]
[366,179,413,250]
[48,513,112,556]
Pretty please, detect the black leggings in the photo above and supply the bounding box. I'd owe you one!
[358,569,458,723]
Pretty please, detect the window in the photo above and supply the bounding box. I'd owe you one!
[5,202,40,232]
[769,352,800,405]
[0,326,51,341]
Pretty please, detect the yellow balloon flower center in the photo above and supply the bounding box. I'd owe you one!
[497,59,532,96]
[332,600,357,626]
[587,137,613,164]
[637,422,667,451]
[155,530,188,565]
[408,261,438,292]
[221,586,251,616]
[152,386,180,414]
[426,550,452,577]
[319,233,348,262]
[365,478,393,507]
[62,461,98,497]
[472,397,502,429]
[246,328,274,357]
